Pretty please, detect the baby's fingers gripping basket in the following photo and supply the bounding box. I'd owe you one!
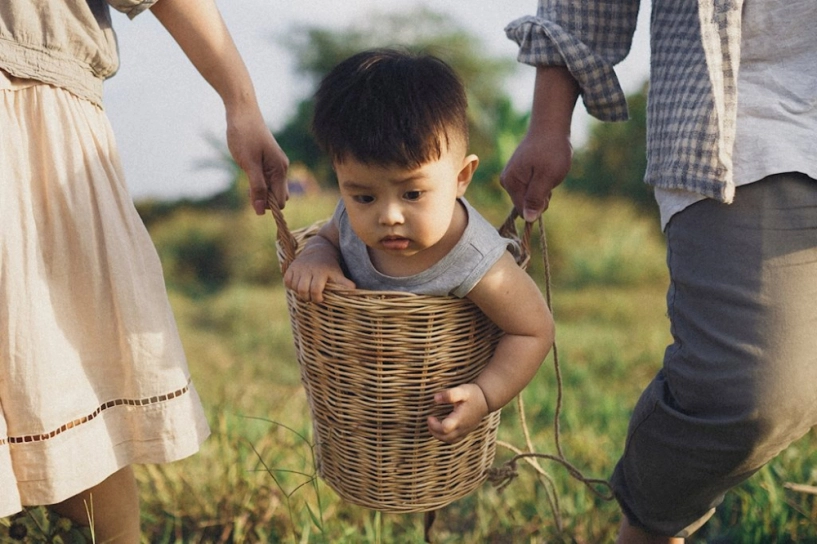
[271,199,528,513]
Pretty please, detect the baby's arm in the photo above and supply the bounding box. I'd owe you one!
[284,221,355,303]
[428,251,554,443]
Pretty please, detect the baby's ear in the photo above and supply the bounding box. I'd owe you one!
[457,154,479,196]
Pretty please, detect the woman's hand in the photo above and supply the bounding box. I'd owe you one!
[226,106,289,215]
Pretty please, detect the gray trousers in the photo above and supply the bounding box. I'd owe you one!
[611,172,817,536]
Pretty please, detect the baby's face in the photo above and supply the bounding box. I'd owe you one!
[335,148,477,268]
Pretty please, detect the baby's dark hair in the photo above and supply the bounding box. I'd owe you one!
[311,48,469,169]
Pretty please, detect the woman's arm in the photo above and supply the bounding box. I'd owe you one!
[150,0,289,213]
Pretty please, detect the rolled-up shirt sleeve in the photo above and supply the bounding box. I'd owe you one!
[107,0,160,19]
[505,0,640,121]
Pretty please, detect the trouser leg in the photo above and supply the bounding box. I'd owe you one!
[611,173,817,537]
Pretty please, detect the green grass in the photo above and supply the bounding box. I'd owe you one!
[3,191,815,542]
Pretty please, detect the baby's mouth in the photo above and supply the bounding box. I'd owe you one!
[380,235,410,250]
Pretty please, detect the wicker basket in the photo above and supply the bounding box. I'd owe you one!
[272,201,527,513]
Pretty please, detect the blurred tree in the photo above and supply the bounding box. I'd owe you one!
[564,82,652,211]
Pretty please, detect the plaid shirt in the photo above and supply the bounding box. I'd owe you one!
[507,0,743,203]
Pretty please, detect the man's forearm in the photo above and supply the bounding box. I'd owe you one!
[528,65,580,137]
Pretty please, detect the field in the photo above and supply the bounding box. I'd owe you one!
[2,191,815,542]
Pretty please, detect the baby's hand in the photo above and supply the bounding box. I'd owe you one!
[284,248,355,303]
[427,384,489,444]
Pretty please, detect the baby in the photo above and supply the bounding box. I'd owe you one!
[285,48,555,443]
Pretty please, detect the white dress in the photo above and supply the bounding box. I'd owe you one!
[0,71,210,515]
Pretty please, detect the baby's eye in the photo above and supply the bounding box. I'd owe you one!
[352,195,375,204]
[403,190,423,201]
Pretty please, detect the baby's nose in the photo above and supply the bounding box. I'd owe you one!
[379,203,404,225]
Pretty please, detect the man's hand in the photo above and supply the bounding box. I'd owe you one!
[501,130,572,221]
[501,65,579,221]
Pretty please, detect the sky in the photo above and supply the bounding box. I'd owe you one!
[105,0,651,201]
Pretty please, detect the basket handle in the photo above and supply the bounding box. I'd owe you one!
[267,193,298,273]
[498,208,534,269]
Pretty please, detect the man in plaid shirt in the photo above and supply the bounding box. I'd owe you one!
[504,1,817,541]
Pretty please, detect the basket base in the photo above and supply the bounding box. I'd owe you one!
[314,411,501,513]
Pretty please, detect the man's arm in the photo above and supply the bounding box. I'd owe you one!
[500,65,579,221]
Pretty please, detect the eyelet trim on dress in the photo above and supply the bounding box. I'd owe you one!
[0,380,191,446]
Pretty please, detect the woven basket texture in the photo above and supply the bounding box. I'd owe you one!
[275,210,523,512]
